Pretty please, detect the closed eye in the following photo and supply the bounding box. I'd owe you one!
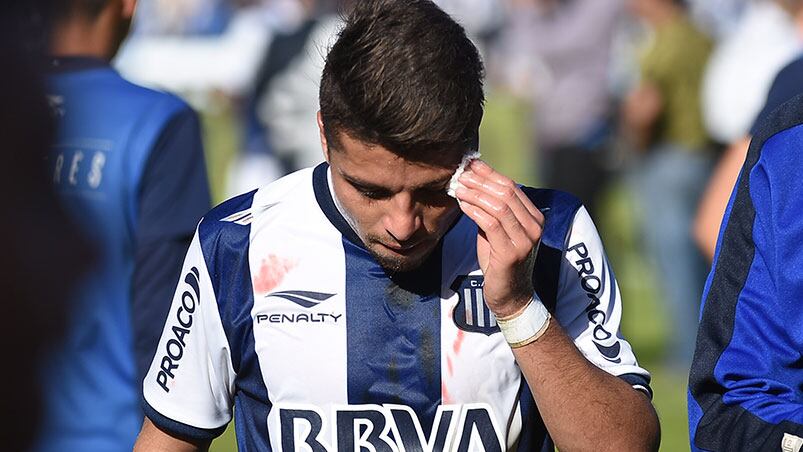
[351,182,392,200]
[360,189,391,200]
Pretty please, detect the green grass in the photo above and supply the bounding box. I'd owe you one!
[211,423,236,452]
[600,184,689,451]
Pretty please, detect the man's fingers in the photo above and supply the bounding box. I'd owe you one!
[456,187,533,256]
[459,170,544,241]
[456,195,517,256]
[467,160,544,223]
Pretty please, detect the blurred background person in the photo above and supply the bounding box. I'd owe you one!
[114,0,340,201]
[34,0,211,451]
[491,0,627,217]
[244,0,341,188]
[0,2,95,450]
[688,82,803,452]
[686,0,748,39]
[702,0,802,148]
[622,0,713,370]
[695,0,803,261]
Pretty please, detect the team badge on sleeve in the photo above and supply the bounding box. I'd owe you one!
[451,275,500,335]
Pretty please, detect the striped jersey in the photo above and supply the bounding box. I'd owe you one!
[143,163,650,451]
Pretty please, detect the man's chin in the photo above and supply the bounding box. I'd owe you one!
[367,245,431,273]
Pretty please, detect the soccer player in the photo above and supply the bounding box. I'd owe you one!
[35,0,211,451]
[688,72,803,451]
[135,1,660,450]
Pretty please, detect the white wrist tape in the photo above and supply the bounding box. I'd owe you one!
[496,295,551,348]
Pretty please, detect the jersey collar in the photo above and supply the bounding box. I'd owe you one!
[46,56,109,74]
[312,162,365,247]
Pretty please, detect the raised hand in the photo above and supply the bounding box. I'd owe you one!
[454,160,545,318]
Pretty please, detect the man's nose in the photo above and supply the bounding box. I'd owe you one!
[383,193,421,242]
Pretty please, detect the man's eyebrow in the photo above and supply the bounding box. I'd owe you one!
[341,173,389,190]
[340,172,451,191]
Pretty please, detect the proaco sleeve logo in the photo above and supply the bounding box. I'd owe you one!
[155,267,201,393]
[566,242,622,363]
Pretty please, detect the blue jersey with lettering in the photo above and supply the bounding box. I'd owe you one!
[143,163,650,451]
[37,57,210,452]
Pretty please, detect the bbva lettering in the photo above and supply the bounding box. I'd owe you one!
[279,403,504,452]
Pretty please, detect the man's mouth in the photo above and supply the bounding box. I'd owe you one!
[378,241,424,255]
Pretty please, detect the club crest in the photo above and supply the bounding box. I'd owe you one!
[451,275,500,335]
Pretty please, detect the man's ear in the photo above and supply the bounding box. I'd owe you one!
[317,111,330,162]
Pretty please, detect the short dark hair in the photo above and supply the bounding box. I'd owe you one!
[54,0,109,21]
[319,0,485,163]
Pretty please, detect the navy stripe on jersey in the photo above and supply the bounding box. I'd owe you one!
[198,190,273,451]
[342,239,444,436]
[312,162,445,434]
[143,401,226,440]
[522,187,582,250]
[689,97,803,450]
[522,187,581,312]
[516,379,552,452]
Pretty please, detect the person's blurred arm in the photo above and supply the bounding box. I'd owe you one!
[621,81,663,151]
[692,136,749,261]
[696,56,803,262]
[132,107,211,389]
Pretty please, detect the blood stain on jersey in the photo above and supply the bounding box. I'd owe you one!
[442,381,453,404]
[253,254,297,295]
[453,330,465,355]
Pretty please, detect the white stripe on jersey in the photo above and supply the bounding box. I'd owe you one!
[247,172,351,445]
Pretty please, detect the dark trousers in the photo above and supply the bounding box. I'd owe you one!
[540,144,610,217]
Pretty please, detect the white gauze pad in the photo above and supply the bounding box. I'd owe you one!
[446,151,481,198]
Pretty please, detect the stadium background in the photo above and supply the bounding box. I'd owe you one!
[48,0,797,449]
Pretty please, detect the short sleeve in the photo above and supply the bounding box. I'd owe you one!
[142,230,235,440]
[133,106,211,389]
[553,206,652,396]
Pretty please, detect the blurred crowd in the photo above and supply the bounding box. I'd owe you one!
[113,0,803,369]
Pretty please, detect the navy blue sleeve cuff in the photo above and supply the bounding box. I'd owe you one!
[143,400,228,441]
[618,373,653,400]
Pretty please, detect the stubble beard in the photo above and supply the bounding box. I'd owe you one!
[365,241,432,274]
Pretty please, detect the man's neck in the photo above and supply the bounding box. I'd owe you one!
[50,12,115,60]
